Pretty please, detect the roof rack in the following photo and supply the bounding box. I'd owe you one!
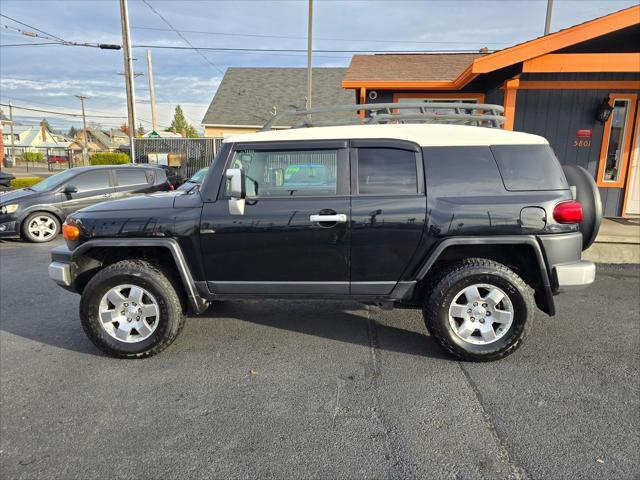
[261,101,506,131]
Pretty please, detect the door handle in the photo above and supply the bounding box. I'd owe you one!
[102,193,111,198]
[310,214,347,223]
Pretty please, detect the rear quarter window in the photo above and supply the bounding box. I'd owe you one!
[423,146,504,196]
[491,145,568,191]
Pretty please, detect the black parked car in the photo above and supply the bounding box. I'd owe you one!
[48,103,601,361]
[0,165,169,242]
[0,171,15,189]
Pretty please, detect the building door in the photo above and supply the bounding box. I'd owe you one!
[623,102,640,215]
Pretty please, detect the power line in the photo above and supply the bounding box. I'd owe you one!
[0,95,129,117]
[133,44,488,54]
[0,103,127,119]
[0,13,66,43]
[0,19,120,50]
[141,0,224,75]
[131,25,506,46]
[0,42,62,47]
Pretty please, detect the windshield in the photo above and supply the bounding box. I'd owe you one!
[28,169,79,192]
[188,168,208,184]
[177,168,209,192]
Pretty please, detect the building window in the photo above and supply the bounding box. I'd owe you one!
[597,94,638,188]
[397,97,479,115]
[603,100,629,183]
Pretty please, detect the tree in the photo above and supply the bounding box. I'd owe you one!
[119,123,131,136]
[138,122,146,136]
[68,125,78,138]
[166,105,199,138]
[41,118,57,134]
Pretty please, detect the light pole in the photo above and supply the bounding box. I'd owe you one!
[120,0,137,163]
[306,0,313,111]
[75,95,89,166]
[8,103,15,168]
[544,0,554,35]
[147,49,158,133]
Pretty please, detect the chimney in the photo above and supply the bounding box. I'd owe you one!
[40,121,46,141]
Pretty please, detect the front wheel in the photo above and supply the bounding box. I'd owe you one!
[22,212,60,242]
[79,259,186,358]
[423,258,534,361]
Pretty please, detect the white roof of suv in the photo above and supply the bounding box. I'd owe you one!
[224,123,548,147]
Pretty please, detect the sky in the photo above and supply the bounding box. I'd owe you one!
[0,0,636,134]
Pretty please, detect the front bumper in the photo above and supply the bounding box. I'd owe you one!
[0,221,18,237]
[0,213,19,237]
[48,245,77,291]
[48,261,72,287]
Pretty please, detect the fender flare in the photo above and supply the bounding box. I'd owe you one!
[56,238,209,314]
[17,204,65,226]
[413,235,555,316]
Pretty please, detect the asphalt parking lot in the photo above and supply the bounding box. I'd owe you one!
[1,238,638,480]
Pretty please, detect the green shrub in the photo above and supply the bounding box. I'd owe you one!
[89,152,131,165]
[22,152,45,163]
[11,177,43,189]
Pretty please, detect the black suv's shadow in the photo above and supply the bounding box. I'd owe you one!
[0,299,448,360]
[197,300,449,360]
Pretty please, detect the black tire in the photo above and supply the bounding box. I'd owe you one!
[423,258,534,362]
[562,165,602,250]
[79,259,186,358]
[21,211,60,243]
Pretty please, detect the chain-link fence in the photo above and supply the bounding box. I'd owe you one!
[133,138,223,180]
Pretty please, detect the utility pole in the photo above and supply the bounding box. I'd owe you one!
[306,0,313,111]
[147,49,158,133]
[8,103,15,168]
[75,95,89,166]
[544,0,554,35]
[120,0,137,163]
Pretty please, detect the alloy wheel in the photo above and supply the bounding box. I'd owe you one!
[28,215,57,240]
[98,284,160,343]
[448,283,514,345]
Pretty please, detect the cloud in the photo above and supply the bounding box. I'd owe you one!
[1,0,636,131]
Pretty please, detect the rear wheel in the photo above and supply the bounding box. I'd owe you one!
[79,259,186,358]
[423,258,534,361]
[22,212,60,243]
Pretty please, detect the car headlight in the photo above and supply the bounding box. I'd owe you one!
[0,204,18,214]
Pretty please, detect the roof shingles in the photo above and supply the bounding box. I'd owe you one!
[201,67,354,127]
[343,53,484,83]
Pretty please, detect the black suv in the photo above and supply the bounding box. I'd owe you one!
[0,165,169,242]
[48,118,601,361]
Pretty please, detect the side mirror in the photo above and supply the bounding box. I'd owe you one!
[226,169,246,215]
[63,185,78,195]
[226,169,246,199]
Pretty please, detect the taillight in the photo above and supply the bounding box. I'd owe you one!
[553,200,583,224]
[168,183,175,191]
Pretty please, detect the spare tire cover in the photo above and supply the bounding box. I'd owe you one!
[562,165,602,250]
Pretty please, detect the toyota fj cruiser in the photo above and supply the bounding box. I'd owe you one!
[48,103,601,361]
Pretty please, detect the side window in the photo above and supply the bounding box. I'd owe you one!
[423,146,504,196]
[116,169,148,187]
[227,149,338,197]
[357,148,418,195]
[72,170,110,192]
